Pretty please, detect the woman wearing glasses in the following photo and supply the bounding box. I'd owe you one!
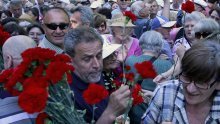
[142,41,220,124]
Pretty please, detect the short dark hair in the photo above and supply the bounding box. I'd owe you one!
[64,27,103,57]
[26,23,45,34]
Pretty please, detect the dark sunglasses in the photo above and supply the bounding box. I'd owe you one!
[44,23,69,30]
[195,32,211,39]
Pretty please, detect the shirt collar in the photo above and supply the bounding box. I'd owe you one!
[41,36,64,54]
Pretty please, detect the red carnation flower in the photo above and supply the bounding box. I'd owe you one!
[0,68,14,83]
[36,112,49,124]
[132,84,143,106]
[46,62,74,84]
[83,84,109,105]
[134,61,157,79]
[124,11,137,22]
[18,87,48,113]
[181,0,195,13]
[125,73,135,81]
[21,47,56,64]
[125,65,131,71]
[53,54,72,63]
[23,77,49,90]
[0,25,10,46]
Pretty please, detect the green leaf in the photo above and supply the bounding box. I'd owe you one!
[14,82,23,91]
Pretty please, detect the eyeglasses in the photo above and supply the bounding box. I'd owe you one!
[179,73,217,90]
[119,0,131,2]
[44,23,69,30]
[195,32,211,39]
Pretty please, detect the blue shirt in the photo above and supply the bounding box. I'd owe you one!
[70,73,109,123]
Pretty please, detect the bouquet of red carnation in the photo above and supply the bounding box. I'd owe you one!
[0,47,86,124]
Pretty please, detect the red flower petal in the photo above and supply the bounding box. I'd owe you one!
[83,84,109,105]
[181,0,195,13]
[18,87,48,113]
[36,112,49,124]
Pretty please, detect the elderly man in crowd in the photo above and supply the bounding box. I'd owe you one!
[64,27,131,123]
[70,6,94,29]
[39,7,70,54]
[0,35,37,124]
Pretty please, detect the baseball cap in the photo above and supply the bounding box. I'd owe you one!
[151,16,176,30]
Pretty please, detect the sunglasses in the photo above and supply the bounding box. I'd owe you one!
[44,23,69,30]
[195,32,211,39]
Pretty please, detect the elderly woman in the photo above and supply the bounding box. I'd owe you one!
[126,31,172,91]
[143,41,220,124]
[125,31,172,124]
[101,35,122,92]
[106,13,142,63]
[154,12,206,83]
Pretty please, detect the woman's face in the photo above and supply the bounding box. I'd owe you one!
[95,22,106,34]
[28,27,43,44]
[112,3,119,10]
[103,51,120,71]
[111,27,133,43]
[184,20,196,41]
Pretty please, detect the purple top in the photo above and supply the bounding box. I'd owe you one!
[107,35,142,58]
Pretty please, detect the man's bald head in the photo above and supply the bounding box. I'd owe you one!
[2,35,37,69]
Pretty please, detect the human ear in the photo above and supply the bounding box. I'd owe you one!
[4,55,13,69]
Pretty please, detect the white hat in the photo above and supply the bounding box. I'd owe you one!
[90,1,102,9]
[101,35,121,59]
[109,13,135,27]
[193,0,207,8]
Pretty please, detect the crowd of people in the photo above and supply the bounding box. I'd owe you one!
[0,0,220,123]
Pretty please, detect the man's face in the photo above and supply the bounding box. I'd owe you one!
[139,2,151,18]
[72,41,103,83]
[117,0,130,11]
[10,5,22,18]
[70,11,82,29]
[155,27,171,41]
[184,20,196,41]
[150,1,159,15]
[43,10,70,48]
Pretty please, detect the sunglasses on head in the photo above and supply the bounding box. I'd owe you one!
[45,23,69,30]
[195,32,211,39]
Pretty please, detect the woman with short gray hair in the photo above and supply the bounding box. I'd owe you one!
[126,31,172,91]
[125,31,172,124]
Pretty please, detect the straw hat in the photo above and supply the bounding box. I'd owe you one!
[108,13,135,27]
[102,35,121,59]
[90,1,102,9]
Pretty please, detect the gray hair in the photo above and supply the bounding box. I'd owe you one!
[9,0,22,6]
[64,27,103,57]
[71,6,94,27]
[193,18,220,33]
[130,1,143,18]
[139,30,163,54]
[182,11,206,24]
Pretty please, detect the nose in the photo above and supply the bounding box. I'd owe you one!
[55,27,62,33]
[92,58,100,69]
[186,82,198,94]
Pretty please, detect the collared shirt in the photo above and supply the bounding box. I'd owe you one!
[69,73,108,123]
[142,80,220,124]
[38,36,64,54]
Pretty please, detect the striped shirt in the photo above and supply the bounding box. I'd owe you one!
[39,36,64,54]
[142,80,220,124]
[0,97,37,124]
